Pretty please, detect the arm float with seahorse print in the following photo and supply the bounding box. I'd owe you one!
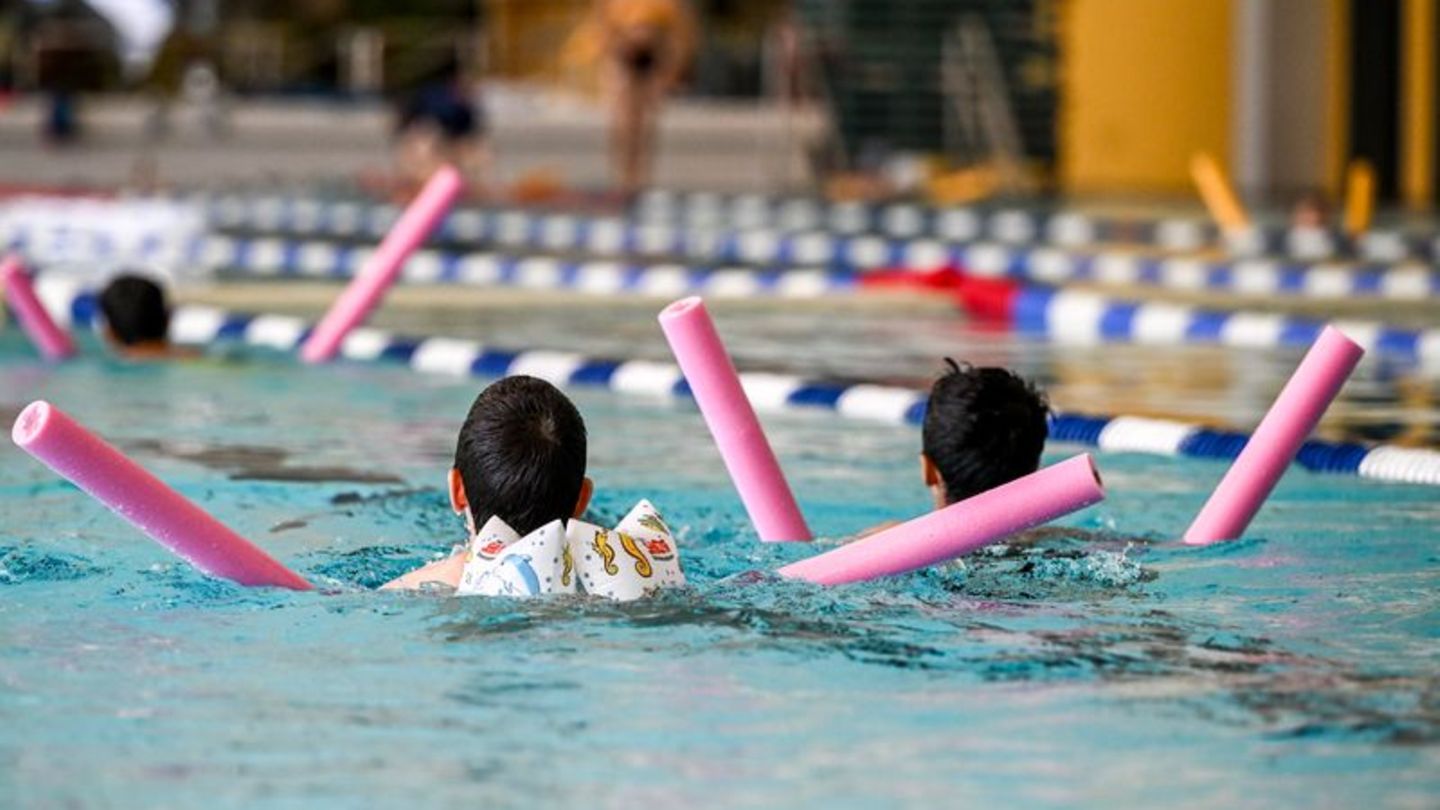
[447,501,686,601]
[620,500,684,587]
[617,532,654,578]
[637,512,671,536]
[569,502,686,600]
[591,529,620,575]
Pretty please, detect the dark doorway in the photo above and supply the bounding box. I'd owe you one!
[1434,0,1440,205]
[1349,0,1401,201]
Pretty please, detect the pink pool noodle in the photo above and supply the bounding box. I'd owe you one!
[299,165,464,363]
[779,454,1104,585]
[1183,326,1364,545]
[659,297,812,542]
[1,255,76,361]
[11,401,312,590]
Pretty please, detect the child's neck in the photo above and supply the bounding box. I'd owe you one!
[116,341,196,360]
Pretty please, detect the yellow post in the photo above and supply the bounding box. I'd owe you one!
[1343,159,1376,235]
[1402,0,1436,208]
[1324,0,1350,198]
[1190,152,1250,232]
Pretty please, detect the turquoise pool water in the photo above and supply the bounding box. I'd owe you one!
[1,333,1437,808]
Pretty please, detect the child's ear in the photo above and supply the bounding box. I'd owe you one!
[573,476,594,518]
[448,468,469,516]
[920,454,948,510]
[920,454,941,488]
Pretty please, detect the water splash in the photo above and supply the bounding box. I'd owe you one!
[0,545,104,584]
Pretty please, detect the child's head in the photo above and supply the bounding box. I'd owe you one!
[450,376,591,536]
[921,360,1049,506]
[99,274,170,347]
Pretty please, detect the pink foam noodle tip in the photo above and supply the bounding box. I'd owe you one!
[1,255,76,361]
[1183,326,1364,545]
[778,454,1105,585]
[11,402,312,590]
[300,165,464,363]
[659,296,812,542]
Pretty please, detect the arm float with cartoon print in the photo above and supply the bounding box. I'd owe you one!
[618,532,654,578]
[590,529,621,576]
[448,500,686,601]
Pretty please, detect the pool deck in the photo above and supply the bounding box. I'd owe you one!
[0,92,824,193]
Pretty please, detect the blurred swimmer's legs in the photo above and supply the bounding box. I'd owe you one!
[395,122,448,191]
[608,56,670,200]
[44,92,79,144]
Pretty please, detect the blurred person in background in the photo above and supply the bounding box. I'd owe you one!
[23,0,109,144]
[1290,190,1332,230]
[393,53,490,196]
[22,0,174,145]
[0,6,17,97]
[98,273,197,360]
[143,0,225,139]
[593,0,696,200]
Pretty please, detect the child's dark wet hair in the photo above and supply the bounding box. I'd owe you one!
[454,376,588,535]
[922,359,1049,504]
[99,274,170,346]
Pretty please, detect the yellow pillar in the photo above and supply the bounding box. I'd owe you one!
[1402,0,1436,208]
[1060,0,1233,193]
[1324,0,1350,197]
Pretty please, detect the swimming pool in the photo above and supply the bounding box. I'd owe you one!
[2,321,1437,807]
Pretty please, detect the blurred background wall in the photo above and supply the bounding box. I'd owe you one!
[0,0,1433,205]
[1059,0,1232,196]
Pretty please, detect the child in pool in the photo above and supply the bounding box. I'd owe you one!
[382,375,594,591]
[98,274,197,359]
[917,359,1049,510]
[863,359,1049,538]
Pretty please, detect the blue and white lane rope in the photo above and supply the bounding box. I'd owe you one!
[634,189,1440,262]
[0,236,857,302]
[1010,286,1440,369]
[172,237,858,299]
[31,277,1440,488]
[197,241,856,299]
[9,231,1440,368]
[9,231,1439,368]
[192,197,1440,281]
[959,243,1440,302]
[185,189,1440,262]
[7,222,1439,304]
